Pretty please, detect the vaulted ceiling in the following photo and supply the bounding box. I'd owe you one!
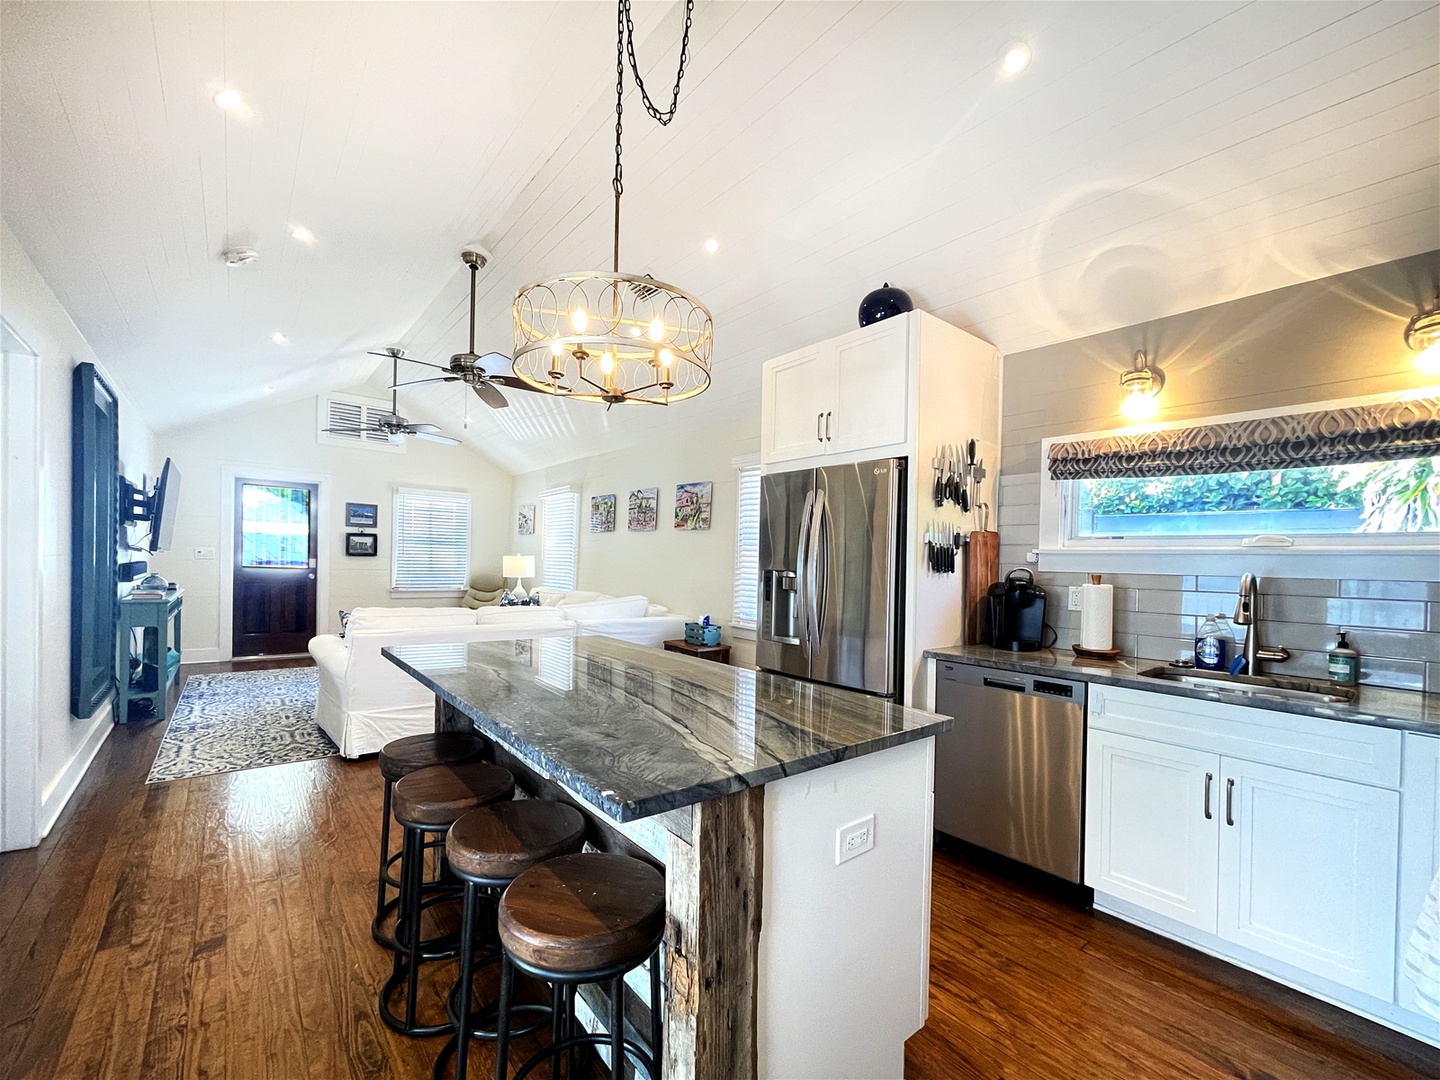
[4,1,1437,473]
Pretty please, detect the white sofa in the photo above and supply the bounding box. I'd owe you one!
[308,595,688,757]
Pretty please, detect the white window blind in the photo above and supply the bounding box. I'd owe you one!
[541,488,579,591]
[392,488,471,591]
[732,460,761,630]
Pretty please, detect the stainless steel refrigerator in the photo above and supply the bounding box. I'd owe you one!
[756,457,906,698]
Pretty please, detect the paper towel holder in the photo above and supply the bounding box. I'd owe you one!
[1073,573,1122,661]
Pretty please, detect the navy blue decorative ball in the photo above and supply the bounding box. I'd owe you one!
[858,282,914,327]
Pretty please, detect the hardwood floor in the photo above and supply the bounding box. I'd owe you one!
[2,658,1435,1079]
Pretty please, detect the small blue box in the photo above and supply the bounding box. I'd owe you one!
[684,622,723,646]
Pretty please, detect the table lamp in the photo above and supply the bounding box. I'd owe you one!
[502,554,536,602]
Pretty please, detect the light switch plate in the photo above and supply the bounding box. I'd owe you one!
[194,547,216,560]
[836,814,875,865]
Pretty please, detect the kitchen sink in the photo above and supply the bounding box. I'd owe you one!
[1137,665,1360,705]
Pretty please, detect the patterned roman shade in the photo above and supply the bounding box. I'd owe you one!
[1048,396,1440,481]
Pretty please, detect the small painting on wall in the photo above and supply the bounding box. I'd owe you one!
[628,488,658,532]
[345,502,378,528]
[591,494,616,533]
[517,504,535,535]
[345,532,378,557]
[674,481,713,530]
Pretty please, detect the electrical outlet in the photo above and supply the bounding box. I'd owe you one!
[194,547,216,560]
[1068,586,1083,611]
[836,814,875,865]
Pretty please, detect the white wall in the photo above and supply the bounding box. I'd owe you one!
[509,427,760,666]
[148,397,514,659]
[1,218,156,848]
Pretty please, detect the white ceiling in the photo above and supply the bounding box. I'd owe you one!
[4,1,1437,474]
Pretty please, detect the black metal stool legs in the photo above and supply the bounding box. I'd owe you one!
[380,825,460,1038]
[373,779,399,947]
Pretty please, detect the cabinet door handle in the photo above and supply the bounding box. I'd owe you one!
[1203,772,1213,820]
[816,412,824,442]
[1225,777,1235,826]
[825,411,832,441]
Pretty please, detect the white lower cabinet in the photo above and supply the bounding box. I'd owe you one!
[1087,731,1219,932]
[1086,687,1413,1025]
[1218,757,1399,998]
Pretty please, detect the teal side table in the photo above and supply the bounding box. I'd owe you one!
[116,587,183,723]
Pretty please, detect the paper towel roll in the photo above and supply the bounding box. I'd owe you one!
[1080,582,1114,651]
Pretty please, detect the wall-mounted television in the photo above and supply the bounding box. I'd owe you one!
[148,457,179,553]
[121,457,181,553]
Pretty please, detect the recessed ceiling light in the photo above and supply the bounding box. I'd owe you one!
[704,238,719,254]
[271,331,288,345]
[214,88,245,112]
[223,246,258,266]
[290,225,315,244]
[1001,44,1032,75]
[262,385,274,395]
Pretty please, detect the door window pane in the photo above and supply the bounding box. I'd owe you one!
[240,484,312,567]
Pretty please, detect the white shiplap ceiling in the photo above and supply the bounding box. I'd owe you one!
[3,1,1437,474]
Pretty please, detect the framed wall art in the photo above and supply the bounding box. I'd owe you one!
[345,501,378,528]
[517,503,535,535]
[628,488,658,531]
[346,532,378,557]
[674,481,713,530]
[591,494,616,533]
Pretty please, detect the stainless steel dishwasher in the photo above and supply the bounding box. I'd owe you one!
[933,661,1086,883]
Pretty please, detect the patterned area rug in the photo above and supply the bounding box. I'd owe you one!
[146,668,337,783]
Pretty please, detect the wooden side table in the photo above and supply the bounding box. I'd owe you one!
[663,639,731,665]
[116,587,183,723]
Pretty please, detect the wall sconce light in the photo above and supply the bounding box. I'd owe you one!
[1119,350,1165,421]
[1405,296,1440,375]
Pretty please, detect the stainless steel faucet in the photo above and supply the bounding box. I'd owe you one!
[1233,572,1290,675]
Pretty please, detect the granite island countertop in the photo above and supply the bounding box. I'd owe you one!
[924,643,1440,734]
[384,635,951,823]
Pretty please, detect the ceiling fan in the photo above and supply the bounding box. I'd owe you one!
[322,354,461,446]
[377,249,554,410]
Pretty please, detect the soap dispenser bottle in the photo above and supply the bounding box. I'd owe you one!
[1328,628,1360,686]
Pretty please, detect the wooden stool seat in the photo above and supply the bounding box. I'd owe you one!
[447,801,587,882]
[499,853,665,975]
[379,731,489,783]
[392,762,515,828]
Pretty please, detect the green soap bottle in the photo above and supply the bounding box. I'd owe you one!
[1327,628,1360,686]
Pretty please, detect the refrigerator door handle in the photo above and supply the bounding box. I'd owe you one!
[794,489,816,657]
[805,489,827,655]
[813,493,831,649]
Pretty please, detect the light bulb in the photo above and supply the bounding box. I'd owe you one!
[571,307,588,333]
[550,342,564,356]
[214,88,245,111]
[1418,342,1440,375]
[1001,44,1031,74]
[599,351,615,375]
[289,224,315,243]
[1121,391,1159,422]
[704,238,719,254]
[629,326,642,337]
[659,349,674,368]
[271,331,288,345]
[647,317,665,342]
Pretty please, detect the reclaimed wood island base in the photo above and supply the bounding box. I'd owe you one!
[386,636,950,1080]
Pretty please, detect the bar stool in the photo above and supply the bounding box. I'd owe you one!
[382,761,516,1037]
[431,800,588,1080]
[494,853,665,1080]
[375,732,491,949]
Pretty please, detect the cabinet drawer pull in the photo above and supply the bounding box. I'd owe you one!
[1225,777,1235,827]
[817,412,824,442]
[1203,772,1213,820]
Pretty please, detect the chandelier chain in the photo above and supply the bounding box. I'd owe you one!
[611,0,696,272]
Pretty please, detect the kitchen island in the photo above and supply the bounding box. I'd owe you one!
[385,635,951,1080]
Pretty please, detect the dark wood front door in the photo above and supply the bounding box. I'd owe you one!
[232,479,319,657]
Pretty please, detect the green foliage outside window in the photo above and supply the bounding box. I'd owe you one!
[1081,458,1439,533]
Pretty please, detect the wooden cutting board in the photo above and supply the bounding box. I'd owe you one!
[966,530,1000,645]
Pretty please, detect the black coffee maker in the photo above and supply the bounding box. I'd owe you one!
[986,568,1048,652]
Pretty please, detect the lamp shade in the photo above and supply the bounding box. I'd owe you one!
[502,555,535,579]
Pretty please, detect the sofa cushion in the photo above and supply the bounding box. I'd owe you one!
[536,588,610,607]
[345,606,480,635]
[645,604,669,617]
[476,606,567,627]
[559,595,648,622]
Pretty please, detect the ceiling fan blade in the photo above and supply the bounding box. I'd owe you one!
[408,423,442,433]
[322,426,379,437]
[389,377,460,388]
[488,375,552,395]
[472,380,510,410]
[412,430,461,446]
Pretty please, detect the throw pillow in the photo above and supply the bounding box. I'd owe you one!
[338,610,351,638]
[645,604,669,617]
